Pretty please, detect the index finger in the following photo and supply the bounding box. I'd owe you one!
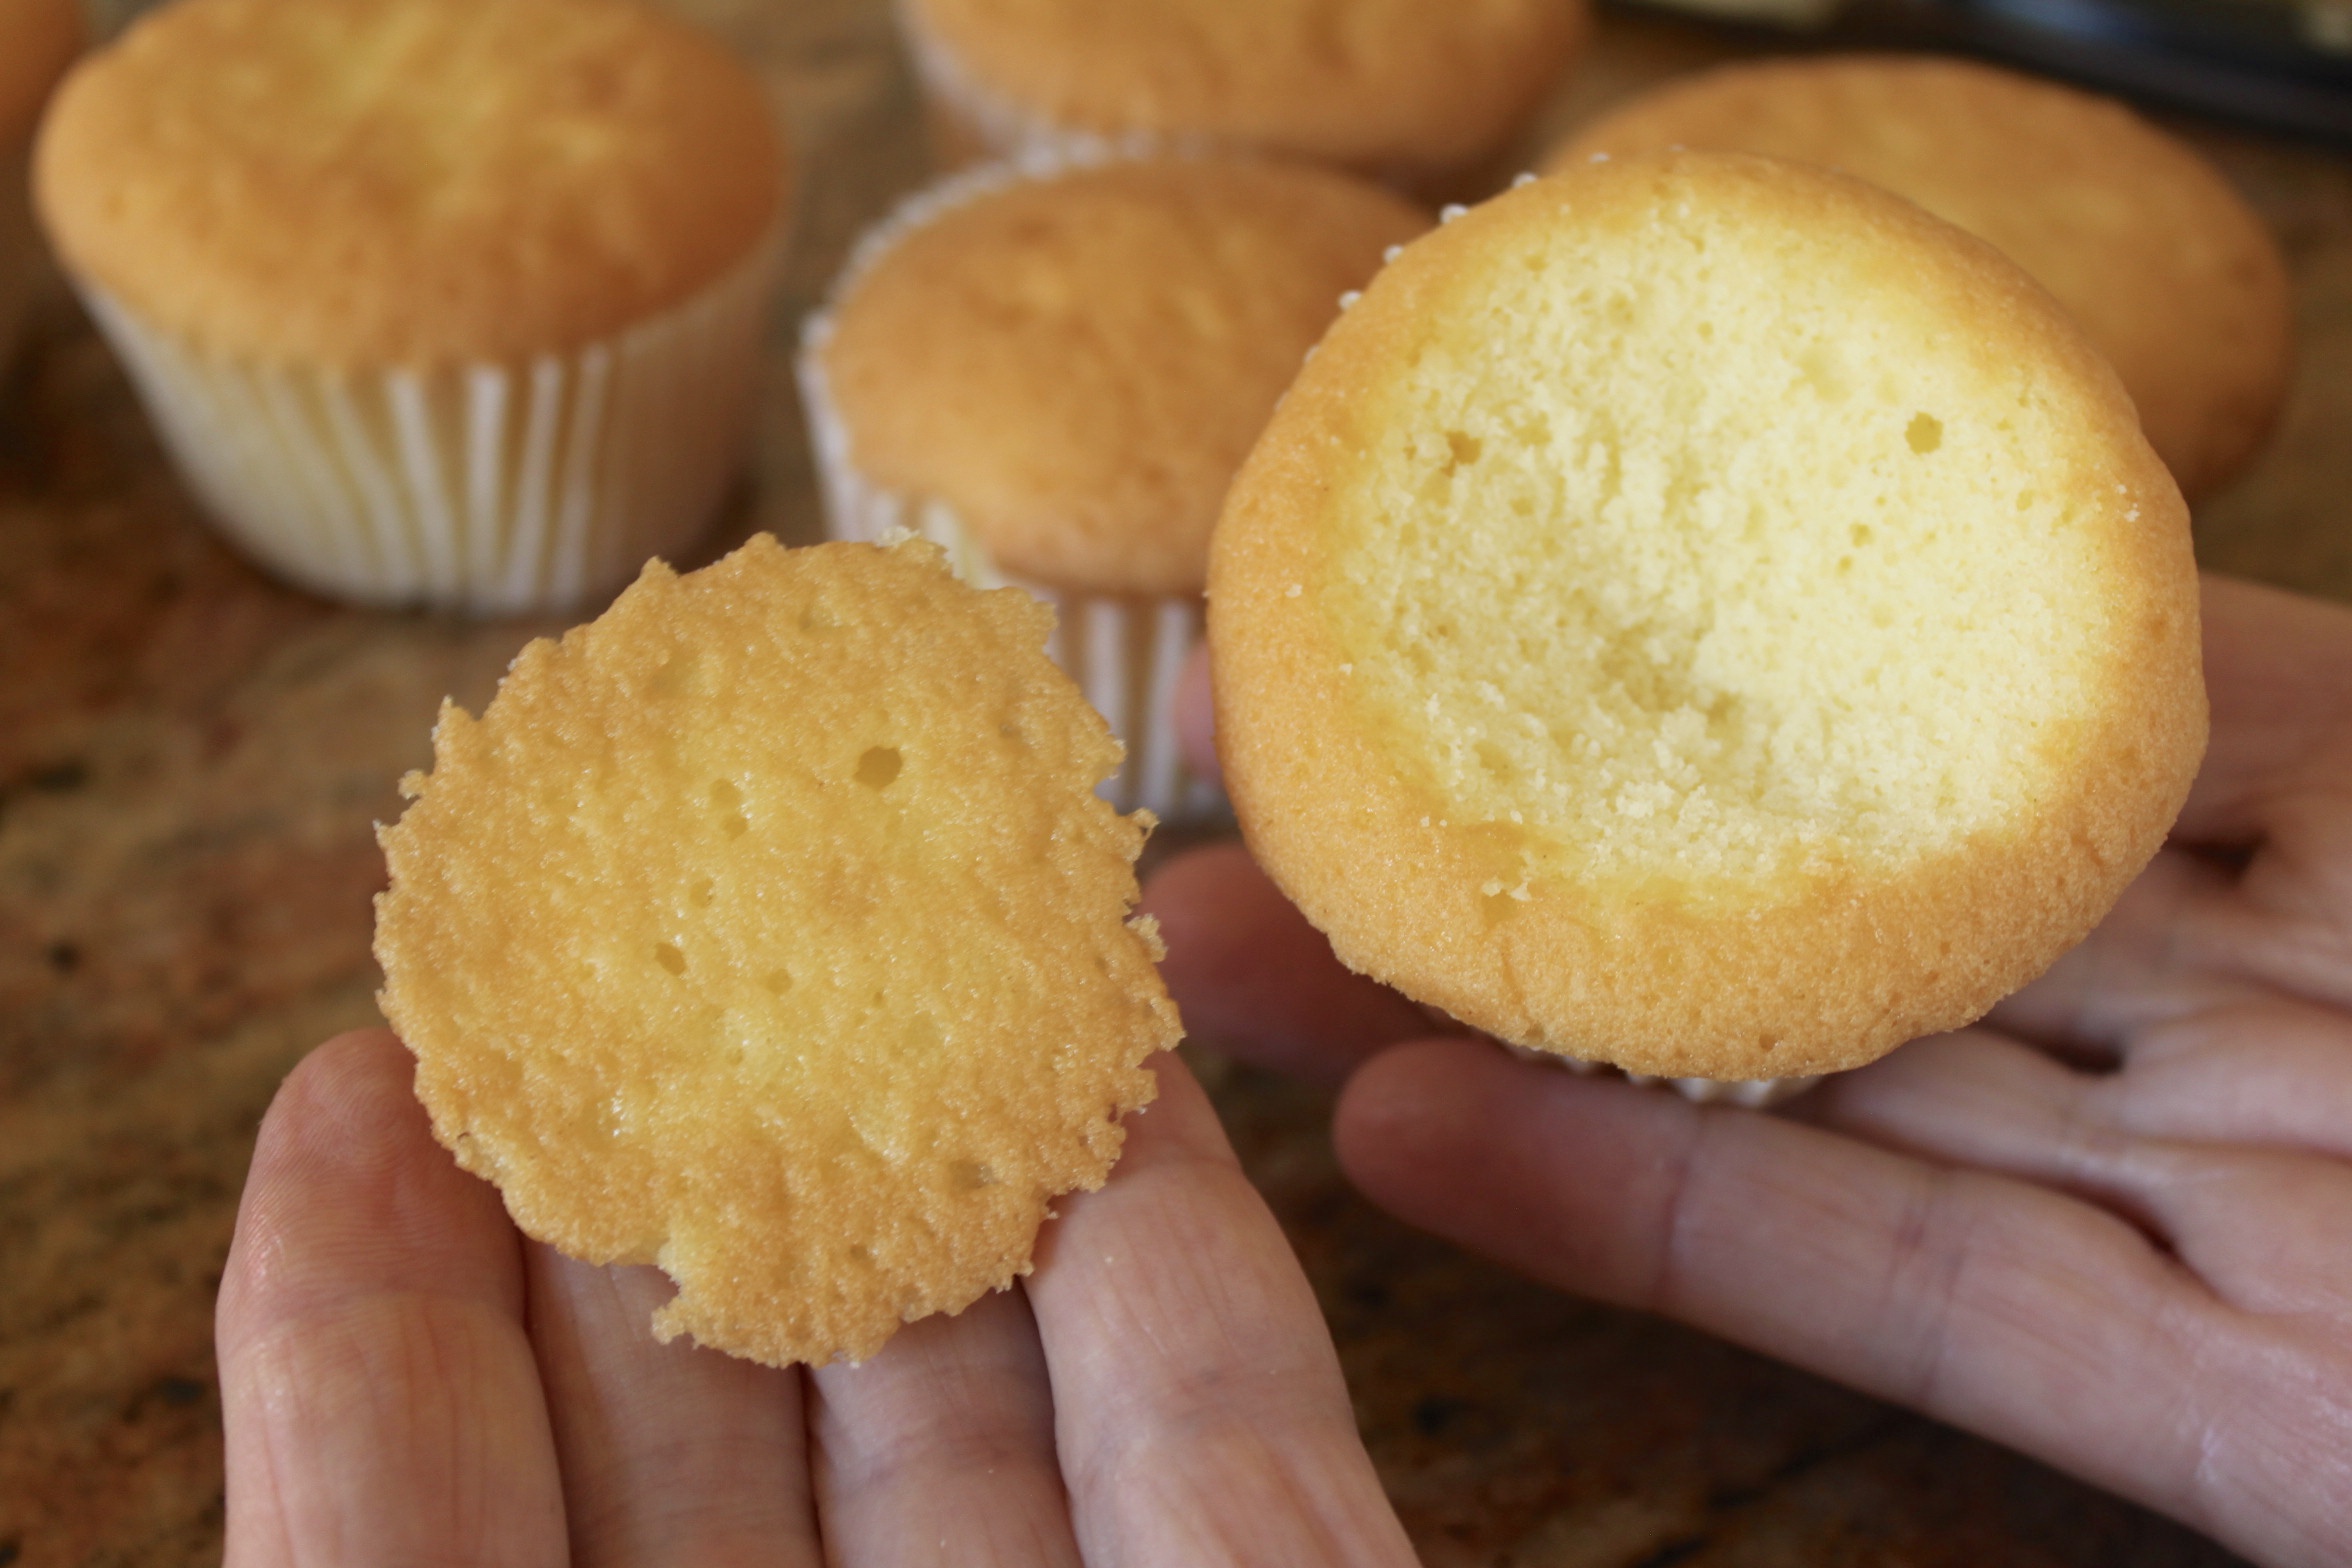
[1331,1037,2326,1564]
[1024,1054,1417,1568]
[2174,574,2352,847]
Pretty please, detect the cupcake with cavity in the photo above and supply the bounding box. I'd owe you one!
[35,0,790,615]
[0,0,81,369]
[801,153,1426,819]
[897,0,1588,193]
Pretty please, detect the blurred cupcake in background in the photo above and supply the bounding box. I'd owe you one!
[897,0,1589,194]
[1550,55,2292,500]
[801,152,1426,819]
[0,0,82,370]
[35,0,790,615]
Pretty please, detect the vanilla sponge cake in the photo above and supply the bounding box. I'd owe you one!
[901,0,1589,184]
[34,0,789,612]
[1550,56,2291,500]
[376,536,1180,1366]
[1211,153,2205,1082]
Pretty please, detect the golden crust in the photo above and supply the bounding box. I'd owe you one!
[375,535,1180,1366]
[819,159,1426,595]
[1550,55,2290,499]
[1210,153,2206,1081]
[906,0,1588,176]
[0,0,79,149]
[36,0,786,367]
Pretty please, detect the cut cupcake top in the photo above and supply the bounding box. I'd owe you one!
[1211,153,2204,1079]
[0,0,80,148]
[1550,55,2290,499]
[904,0,1588,178]
[813,157,1426,596]
[375,535,1179,1367]
[36,0,787,367]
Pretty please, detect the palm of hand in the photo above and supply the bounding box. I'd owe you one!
[1147,576,2352,1568]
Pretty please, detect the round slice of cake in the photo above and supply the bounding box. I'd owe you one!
[1210,152,2205,1083]
[375,534,1180,1366]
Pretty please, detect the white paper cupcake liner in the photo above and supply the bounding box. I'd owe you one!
[74,225,785,616]
[802,350,1219,823]
[799,153,1221,822]
[0,143,42,371]
[1502,1042,1817,1107]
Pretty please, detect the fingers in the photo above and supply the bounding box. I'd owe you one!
[217,1030,567,1568]
[1805,1031,2352,1315]
[1138,842,1431,1087]
[526,1250,820,1568]
[1027,1054,1418,1568]
[1843,1006,2352,1162]
[806,1288,1080,1568]
[2112,997,2352,1158]
[1988,846,2255,1059]
[2175,575,2352,848]
[1332,1038,2229,1538]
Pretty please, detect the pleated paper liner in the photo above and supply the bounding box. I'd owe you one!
[77,225,785,617]
[802,448,1220,825]
[799,151,1222,824]
[1502,1042,1817,1107]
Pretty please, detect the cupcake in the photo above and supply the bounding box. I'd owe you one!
[800,152,1427,820]
[0,0,81,368]
[897,0,1590,192]
[1211,153,2204,1087]
[34,0,791,615]
[1550,55,2292,500]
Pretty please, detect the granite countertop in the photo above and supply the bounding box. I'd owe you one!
[4,3,2345,1563]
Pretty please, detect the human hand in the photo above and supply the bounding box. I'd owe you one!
[1146,575,2352,1568]
[215,1030,1418,1567]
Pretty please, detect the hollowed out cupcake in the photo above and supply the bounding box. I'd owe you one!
[800,152,1426,819]
[35,0,791,615]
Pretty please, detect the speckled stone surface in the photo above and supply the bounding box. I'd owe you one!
[5,2,2342,1563]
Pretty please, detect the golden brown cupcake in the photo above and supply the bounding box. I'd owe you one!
[36,0,790,613]
[802,152,1426,818]
[0,0,81,367]
[376,534,1181,1367]
[1212,153,2205,1085]
[899,0,1589,189]
[1550,55,2291,499]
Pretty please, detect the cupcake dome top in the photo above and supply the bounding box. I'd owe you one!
[815,158,1426,596]
[0,0,80,147]
[905,0,1588,177]
[35,0,787,367]
[1210,153,2204,1080]
[1550,55,2290,499]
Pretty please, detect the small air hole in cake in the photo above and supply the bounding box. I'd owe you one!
[1211,152,2205,1083]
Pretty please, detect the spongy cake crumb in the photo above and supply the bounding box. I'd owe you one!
[375,535,1180,1367]
[1327,185,2107,892]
